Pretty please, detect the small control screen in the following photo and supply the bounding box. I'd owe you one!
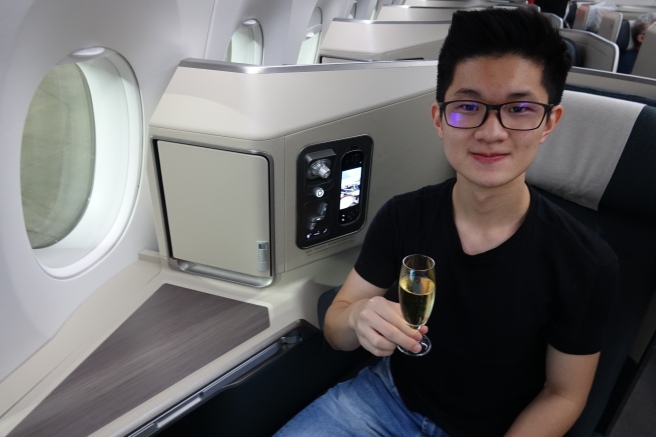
[340,167,361,210]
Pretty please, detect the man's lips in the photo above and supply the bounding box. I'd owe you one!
[471,152,508,163]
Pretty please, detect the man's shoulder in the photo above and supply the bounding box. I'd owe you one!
[530,187,617,265]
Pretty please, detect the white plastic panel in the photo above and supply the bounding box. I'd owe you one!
[318,19,450,61]
[157,141,271,280]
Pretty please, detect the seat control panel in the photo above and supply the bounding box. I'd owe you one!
[296,136,372,249]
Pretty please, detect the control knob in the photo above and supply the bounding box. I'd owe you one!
[307,159,331,179]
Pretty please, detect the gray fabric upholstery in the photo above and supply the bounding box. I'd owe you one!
[527,90,643,210]
[528,85,656,437]
[559,29,620,72]
[632,22,656,79]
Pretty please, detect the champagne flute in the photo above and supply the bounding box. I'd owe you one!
[397,254,436,357]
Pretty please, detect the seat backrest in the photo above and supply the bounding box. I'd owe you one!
[598,11,623,42]
[543,11,564,28]
[616,18,633,50]
[527,87,656,436]
[572,2,591,29]
[560,28,619,72]
[631,22,656,78]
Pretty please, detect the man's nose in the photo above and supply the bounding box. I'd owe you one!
[475,110,508,138]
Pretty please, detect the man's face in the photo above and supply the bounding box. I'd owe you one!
[432,55,563,190]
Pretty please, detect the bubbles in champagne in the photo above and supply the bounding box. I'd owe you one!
[399,276,435,328]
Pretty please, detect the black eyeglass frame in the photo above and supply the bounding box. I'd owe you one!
[438,100,555,131]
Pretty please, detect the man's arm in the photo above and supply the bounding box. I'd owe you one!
[505,345,600,437]
[324,268,426,356]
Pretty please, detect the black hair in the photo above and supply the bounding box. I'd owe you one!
[436,8,572,105]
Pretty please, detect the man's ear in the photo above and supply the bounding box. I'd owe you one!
[431,102,445,139]
[638,33,646,45]
[540,104,564,144]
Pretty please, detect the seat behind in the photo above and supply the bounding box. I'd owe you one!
[631,22,656,79]
[543,11,564,28]
[598,11,623,42]
[572,3,591,30]
[560,28,619,72]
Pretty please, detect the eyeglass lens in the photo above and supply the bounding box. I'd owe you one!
[444,101,547,130]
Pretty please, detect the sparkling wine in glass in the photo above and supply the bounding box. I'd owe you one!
[397,254,436,357]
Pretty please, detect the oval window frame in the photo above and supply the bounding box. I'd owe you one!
[24,48,142,278]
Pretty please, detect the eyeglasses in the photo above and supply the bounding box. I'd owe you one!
[439,100,554,131]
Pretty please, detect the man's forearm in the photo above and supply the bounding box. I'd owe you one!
[504,386,586,437]
[324,299,364,351]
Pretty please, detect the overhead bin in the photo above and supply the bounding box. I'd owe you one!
[318,19,451,62]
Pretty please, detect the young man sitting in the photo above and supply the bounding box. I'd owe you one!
[275,7,619,437]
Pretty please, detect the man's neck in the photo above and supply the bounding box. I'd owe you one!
[451,176,531,255]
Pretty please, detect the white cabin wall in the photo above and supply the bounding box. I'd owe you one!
[0,0,358,386]
[204,0,354,65]
[317,0,359,48]
[281,0,356,65]
[614,0,656,5]
[0,0,216,382]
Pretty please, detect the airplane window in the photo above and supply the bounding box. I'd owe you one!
[20,48,141,277]
[21,63,95,249]
[225,19,264,65]
[298,8,323,64]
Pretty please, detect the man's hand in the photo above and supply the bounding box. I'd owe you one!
[324,269,427,355]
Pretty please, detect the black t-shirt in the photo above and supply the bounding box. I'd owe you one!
[354,178,619,437]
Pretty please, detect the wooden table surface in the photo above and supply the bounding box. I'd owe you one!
[8,283,270,437]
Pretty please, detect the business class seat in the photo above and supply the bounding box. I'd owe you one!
[543,11,564,28]
[527,86,656,436]
[597,11,624,43]
[560,28,619,72]
[572,2,591,30]
[317,85,656,437]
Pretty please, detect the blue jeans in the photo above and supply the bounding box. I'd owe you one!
[274,358,451,437]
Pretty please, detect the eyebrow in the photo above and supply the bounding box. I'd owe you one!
[451,87,538,101]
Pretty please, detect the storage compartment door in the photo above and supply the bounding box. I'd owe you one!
[157,141,271,281]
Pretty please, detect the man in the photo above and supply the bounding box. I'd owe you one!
[275,7,618,437]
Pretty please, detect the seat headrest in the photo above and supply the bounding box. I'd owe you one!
[527,90,656,220]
